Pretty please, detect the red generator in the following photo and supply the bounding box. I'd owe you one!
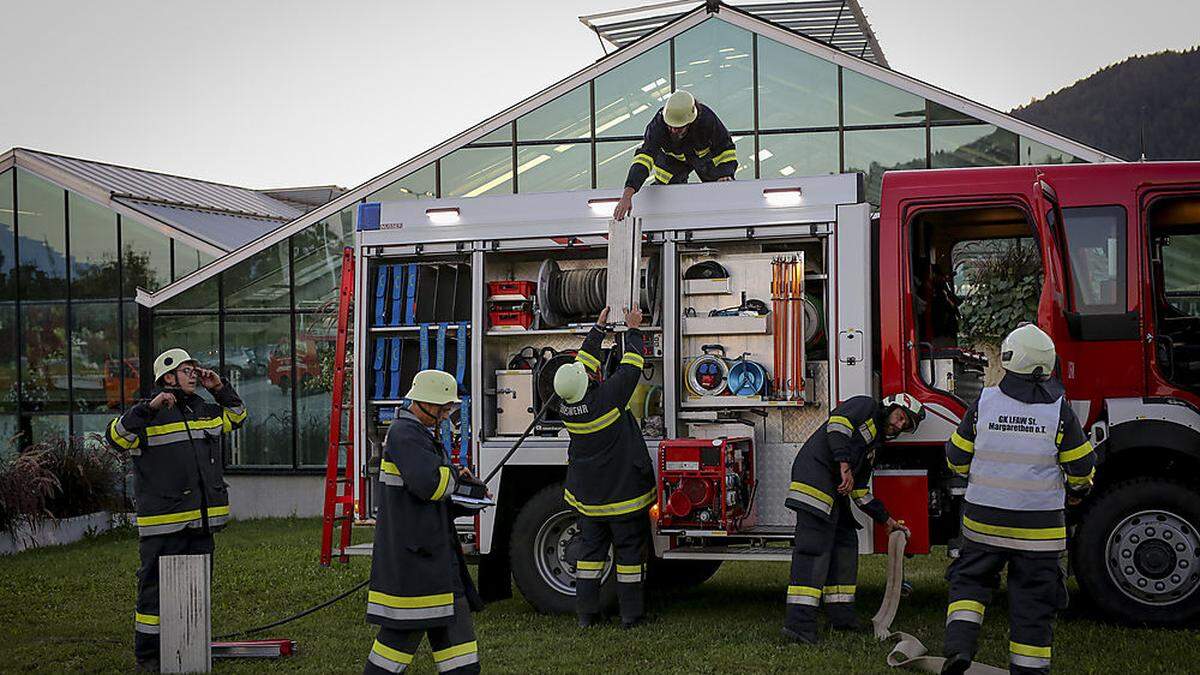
[656,437,755,534]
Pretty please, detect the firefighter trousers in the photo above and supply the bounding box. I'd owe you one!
[575,513,649,622]
[134,527,215,662]
[944,543,1066,674]
[784,504,859,638]
[364,595,479,674]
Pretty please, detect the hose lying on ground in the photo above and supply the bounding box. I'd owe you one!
[214,578,369,640]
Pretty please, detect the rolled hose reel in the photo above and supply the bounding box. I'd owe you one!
[686,345,730,397]
[537,257,659,328]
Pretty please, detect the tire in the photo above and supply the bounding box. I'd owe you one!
[646,558,722,591]
[1074,477,1200,626]
[509,482,616,615]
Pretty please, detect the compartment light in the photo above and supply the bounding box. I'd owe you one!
[588,198,620,216]
[763,187,803,207]
[426,207,460,224]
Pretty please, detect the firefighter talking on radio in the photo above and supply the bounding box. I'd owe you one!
[612,90,738,221]
[364,369,485,674]
[105,348,247,672]
[555,305,656,629]
[940,324,1095,675]
[781,392,924,644]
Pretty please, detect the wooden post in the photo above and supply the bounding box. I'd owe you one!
[159,554,212,673]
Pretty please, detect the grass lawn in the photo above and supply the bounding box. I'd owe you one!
[1,518,1195,673]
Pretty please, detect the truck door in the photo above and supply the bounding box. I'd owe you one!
[1142,189,1200,398]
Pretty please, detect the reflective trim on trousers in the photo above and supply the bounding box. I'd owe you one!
[576,560,605,580]
[367,590,455,622]
[369,640,414,673]
[135,612,160,634]
[616,563,644,583]
[1010,642,1051,669]
[433,641,479,673]
[786,483,833,516]
[946,599,986,625]
[137,507,230,537]
[787,585,821,606]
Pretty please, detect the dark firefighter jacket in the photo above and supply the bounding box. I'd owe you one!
[945,373,1095,554]
[367,409,482,630]
[786,396,891,528]
[561,325,656,520]
[624,102,737,191]
[107,380,247,538]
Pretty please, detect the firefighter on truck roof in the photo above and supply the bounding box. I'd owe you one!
[364,370,485,674]
[106,348,247,672]
[555,305,656,629]
[612,89,738,221]
[940,324,1095,675]
[782,392,925,644]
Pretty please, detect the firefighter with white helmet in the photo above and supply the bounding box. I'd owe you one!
[782,392,924,644]
[941,323,1096,674]
[364,369,485,674]
[556,306,656,629]
[106,348,248,672]
[612,90,739,220]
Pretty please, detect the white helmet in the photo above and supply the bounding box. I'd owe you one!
[663,90,698,127]
[553,362,589,404]
[154,348,196,382]
[1001,323,1056,378]
[405,370,460,406]
[881,392,925,434]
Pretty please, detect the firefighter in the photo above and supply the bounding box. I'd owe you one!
[105,348,247,672]
[365,369,484,674]
[556,305,656,628]
[941,324,1095,675]
[782,392,924,644]
[612,89,738,220]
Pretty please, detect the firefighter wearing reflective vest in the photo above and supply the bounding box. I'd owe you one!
[612,90,737,220]
[941,324,1095,675]
[782,393,924,644]
[556,305,656,629]
[365,370,484,674]
[105,348,247,672]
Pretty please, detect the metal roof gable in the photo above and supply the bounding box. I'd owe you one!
[137,1,1121,308]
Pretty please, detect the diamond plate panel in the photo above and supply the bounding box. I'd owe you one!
[755,361,829,527]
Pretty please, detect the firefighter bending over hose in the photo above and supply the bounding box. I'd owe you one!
[941,324,1095,675]
[556,305,656,629]
[364,370,485,674]
[106,348,248,672]
[612,90,738,221]
[782,392,924,644]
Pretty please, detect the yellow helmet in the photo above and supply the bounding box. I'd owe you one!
[153,348,196,382]
[663,90,698,127]
[405,370,460,406]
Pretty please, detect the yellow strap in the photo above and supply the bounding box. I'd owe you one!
[367,590,454,609]
[963,516,1065,541]
[138,505,230,527]
[372,639,415,665]
[431,466,452,501]
[787,585,821,598]
[620,352,645,369]
[432,641,477,662]
[712,148,737,165]
[576,350,601,372]
[563,488,656,517]
[1010,642,1052,658]
[950,431,975,454]
[946,458,970,475]
[576,560,606,571]
[1058,441,1093,463]
[563,408,621,435]
[789,481,833,506]
[1066,468,1095,486]
[135,612,160,625]
[948,599,985,616]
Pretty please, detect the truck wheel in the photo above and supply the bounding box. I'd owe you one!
[1074,478,1200,625]
[647,559,722,591]
[509,483,615,614]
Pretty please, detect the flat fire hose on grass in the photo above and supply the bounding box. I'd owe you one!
[872,531,1005,674]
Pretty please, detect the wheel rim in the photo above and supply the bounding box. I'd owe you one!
[532,508,610,596]
[1105,509,1200,606]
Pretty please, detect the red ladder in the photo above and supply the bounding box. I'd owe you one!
[320,246,357,566]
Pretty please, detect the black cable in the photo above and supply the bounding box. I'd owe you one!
[214,578,369,640]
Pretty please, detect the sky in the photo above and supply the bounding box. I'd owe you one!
[1,0,1197,191]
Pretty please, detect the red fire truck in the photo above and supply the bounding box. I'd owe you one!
[354,163,1200,626]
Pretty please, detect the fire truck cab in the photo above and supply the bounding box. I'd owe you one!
[354,163,1200,626]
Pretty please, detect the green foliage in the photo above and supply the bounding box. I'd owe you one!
[958,242,1043,345]
[1012,47,1200,161]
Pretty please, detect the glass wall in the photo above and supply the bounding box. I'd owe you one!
[364,17,1079,207]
